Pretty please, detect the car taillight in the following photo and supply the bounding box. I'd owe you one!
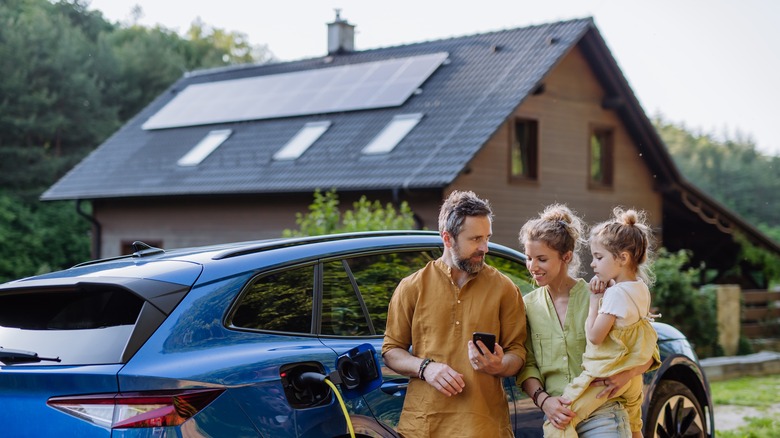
[48,389,224,429]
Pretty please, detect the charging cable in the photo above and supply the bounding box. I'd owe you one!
[298,372,356,438]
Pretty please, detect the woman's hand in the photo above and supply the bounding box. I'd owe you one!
[541,395,576,429]
[591,369,632,399]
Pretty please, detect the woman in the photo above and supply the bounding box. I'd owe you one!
[516,204,658,437]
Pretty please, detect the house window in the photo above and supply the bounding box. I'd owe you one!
[510,119,538,181]
[361,113,423,155]
[177,129,232,167]
[273,121,331,161]
[589,127,614,187]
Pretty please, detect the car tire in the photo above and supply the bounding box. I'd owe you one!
[644,380,707,438]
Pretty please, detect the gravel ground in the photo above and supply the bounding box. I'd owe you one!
[714,403,780,431]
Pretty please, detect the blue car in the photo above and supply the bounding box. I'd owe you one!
[0,231,713,437]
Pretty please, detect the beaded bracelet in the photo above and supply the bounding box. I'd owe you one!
[418,358,435,381]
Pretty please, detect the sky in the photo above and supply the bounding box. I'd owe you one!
[87,0,780,156]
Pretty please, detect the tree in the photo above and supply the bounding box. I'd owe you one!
[0,0,270,279]
[283,189,418,237]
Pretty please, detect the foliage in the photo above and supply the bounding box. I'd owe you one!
[654,117,780,243]
[283,189,418,237]
[0,193,90,282]
[0,0,268,279]
[734,232,780,288]
[652,249,721,357]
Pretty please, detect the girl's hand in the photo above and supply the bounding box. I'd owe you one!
[588,276,614,294]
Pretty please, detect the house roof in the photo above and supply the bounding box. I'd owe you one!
[42,18,593,199]
[41,17,780,256]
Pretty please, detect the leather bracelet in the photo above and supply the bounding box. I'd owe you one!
[418,358,435,381]
[532,387,546,406]
[539,394,552,410]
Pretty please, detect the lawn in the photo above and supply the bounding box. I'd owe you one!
[711,374,780,438]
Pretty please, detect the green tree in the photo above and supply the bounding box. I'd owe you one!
[0,0,270,279]
[655,117,780,240]
[283,189,418,237]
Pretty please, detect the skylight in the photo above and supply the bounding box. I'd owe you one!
[273,121,332,161]
[177,129,232,167]
[142,52,448,130]
[361,114,423,155]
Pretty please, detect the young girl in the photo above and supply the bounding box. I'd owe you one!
[543,207,659,438]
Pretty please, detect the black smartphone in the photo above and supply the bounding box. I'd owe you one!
[472,332,496,354]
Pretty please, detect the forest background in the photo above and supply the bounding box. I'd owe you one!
[1,0,778,284]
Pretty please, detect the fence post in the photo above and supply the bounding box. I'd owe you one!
[715,284,741,355]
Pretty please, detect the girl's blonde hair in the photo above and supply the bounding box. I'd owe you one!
[519,204,586,276]
[590,207,656,286]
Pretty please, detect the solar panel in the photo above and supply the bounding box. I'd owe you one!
[142,52,449,130]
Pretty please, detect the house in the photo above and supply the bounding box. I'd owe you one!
[42,15,779,287]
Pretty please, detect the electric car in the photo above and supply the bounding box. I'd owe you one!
[0,231,713,437]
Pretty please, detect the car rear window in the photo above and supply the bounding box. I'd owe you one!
[0,288,144,366]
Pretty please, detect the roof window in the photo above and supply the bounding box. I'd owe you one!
[177,129,232,167]
[362,113,423,155]
[273,121,331,160]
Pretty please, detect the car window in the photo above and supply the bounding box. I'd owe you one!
[321,260,372,336]
[231,264,314,334]
[340,249,440,336]
[0,288,144,365]
[484,253,535,295]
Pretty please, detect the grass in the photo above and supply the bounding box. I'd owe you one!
[711,374,780,438]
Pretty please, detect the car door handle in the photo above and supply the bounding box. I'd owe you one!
[380,378,409,396]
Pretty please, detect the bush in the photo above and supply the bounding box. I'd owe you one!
[653,249,720,358]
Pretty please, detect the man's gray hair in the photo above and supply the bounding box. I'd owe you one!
[437,190,493,239]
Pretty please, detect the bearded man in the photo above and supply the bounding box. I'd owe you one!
[382,190,527,438]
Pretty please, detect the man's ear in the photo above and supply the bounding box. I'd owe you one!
[442,231,454,249]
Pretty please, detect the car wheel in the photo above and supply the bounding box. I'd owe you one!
[645,380,706,438]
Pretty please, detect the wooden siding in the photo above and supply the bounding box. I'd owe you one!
[451,46,662,253]
[93,190,443,258]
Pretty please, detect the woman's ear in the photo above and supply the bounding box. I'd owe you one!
[562,251,573,264]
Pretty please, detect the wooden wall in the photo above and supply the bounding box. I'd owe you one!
[450,45,662,256]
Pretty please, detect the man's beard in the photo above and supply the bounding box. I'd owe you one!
[451,242,485,275]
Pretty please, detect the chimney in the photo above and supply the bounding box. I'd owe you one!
[327,9,355,55]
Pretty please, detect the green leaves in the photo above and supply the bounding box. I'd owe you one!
[283,189,418,237]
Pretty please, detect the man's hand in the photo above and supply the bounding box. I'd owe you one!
[422,362,465,396]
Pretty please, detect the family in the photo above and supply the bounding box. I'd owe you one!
[382,190,661,438]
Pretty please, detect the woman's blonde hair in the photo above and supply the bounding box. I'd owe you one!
[519,204,586,276]
[590,207,656,286]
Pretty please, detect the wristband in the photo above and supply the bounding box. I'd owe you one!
[531,387,546,406]
[539,394,552,410]
[418,358,435,381]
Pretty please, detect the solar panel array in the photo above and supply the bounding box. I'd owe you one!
[142,52,449,130]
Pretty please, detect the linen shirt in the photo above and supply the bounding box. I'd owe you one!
[517,279,660,398]
[383,258,527,438]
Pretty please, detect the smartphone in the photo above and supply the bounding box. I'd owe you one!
[472,332,496,354]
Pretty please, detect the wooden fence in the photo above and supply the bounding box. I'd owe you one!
[741,289,780,339]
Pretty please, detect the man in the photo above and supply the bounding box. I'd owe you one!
[383,190,527,437]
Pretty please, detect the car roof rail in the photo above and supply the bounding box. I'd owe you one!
[213,230,440,260]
